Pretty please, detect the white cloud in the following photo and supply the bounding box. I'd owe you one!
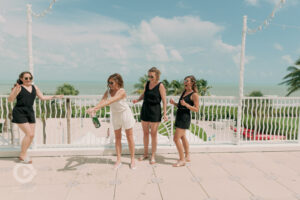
[214,39,240,53]
[274,43,283,51]
[131,21,159,45]
[0,4,241,82]
[148,16,223,44]
[245,0,259,6]
[176,1,189,8]
[170,49,183,62]
[282,55,293,65]
[0,14,6,23]
[233,53,255,66]
[147,44,169,62]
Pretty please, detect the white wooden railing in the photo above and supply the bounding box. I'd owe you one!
[0,95,299,149]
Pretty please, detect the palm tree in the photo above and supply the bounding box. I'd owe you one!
[133,74,148,94]
[196,79,211,96]
[280,58,300,96]
[162,79,172,95]
[169,80,184,95]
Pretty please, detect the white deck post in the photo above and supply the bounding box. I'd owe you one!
[27,4,34,76]
[236,16,247,145]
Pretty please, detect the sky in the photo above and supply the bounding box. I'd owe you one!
[0,0,299,87]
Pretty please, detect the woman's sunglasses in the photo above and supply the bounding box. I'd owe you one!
[148,75,154,79]
[108,81,114,85]
[24,77,33,81]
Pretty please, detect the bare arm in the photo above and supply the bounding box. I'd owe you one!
[170,98,178,107]
[181,93,199,112]
[35,85,63,100]
[159,83,168,119]
[93,89,126,111]
[8,84,21,102]
[133,83,146,103]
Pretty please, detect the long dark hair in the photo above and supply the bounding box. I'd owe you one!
[184,75,198,93]
[13,71,33,89]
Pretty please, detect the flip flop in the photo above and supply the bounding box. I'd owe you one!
[138,156,149,161]
[172,160,185,167]
[150,158,156,165]
[130,163,137,170]
[18,157,32,164]
[113,162,122,170]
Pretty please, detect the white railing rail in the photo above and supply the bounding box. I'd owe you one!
[0,95,299,149]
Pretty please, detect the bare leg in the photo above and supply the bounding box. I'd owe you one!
[173,128,186,167]
[114,128,122,168]
[149,122,159,163]
[139,121,150,160]
[181,135,190,162]
[18,123,35,159]
[125,128,136,168]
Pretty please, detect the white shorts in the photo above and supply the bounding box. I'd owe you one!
[111,108,135,130]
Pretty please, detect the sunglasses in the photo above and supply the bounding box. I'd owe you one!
[148,75,154,79]
[24,77,33,81]
[108,81,114,85]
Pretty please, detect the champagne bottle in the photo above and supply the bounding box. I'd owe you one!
[91,112,101,128]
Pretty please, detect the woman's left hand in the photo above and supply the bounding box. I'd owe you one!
[54,95,64,99]
[180,99,187,107]
[163,114,168,122]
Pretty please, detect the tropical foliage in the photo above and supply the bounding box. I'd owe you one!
[56,83,79,95]
[133,75,212,96]
[248,90,263,97]
[280,58,300,96]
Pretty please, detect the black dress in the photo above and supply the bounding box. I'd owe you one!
[175,91,194,129]
[12,85,37,124]
[140,81,162,122]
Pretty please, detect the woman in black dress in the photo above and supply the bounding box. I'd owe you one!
[170,75,199,167]
[8,72,63,164]
[133,67,167,164]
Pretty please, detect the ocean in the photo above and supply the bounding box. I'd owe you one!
[1,80,299,97]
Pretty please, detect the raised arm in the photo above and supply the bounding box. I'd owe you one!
[159,83,168,121]
[93,89,126,111]
[8,84,21,102]
[132,83,146,104]
[35,85,63,101]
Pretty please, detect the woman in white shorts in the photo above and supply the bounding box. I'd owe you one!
[88,73,136,169]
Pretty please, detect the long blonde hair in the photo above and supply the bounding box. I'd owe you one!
[148,67,161,81]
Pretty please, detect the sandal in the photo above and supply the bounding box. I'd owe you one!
[113,162,122,170]
[172,160,185,167]
[185,157,191,163]
[138,155,149,161]
[18,156,32,164]
[130,163,137,170]
[150,158,156,165]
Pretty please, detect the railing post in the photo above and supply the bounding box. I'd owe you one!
[298,105,300,143]
[236,15,247,145]
[66,98,71,144]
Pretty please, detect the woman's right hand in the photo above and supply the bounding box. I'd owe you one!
[132,99,138,104]
[170,98,175,105]
[87,107,95,115]
[15,84,21,93]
